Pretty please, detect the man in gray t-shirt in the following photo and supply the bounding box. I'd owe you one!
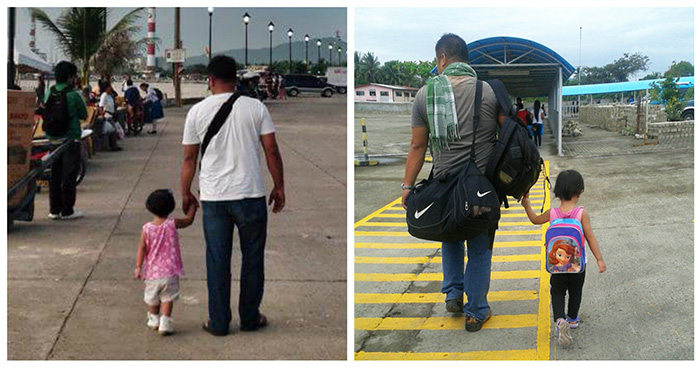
[401,33,505,332]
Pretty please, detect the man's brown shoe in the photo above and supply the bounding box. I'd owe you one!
[465,309,492,332]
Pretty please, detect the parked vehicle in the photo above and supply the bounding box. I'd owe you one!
[284,74,335,97]
[682,100,694,120]
[325,67,347,94]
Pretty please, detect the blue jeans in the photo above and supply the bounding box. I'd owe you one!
[202,197,267,334]
[441,231,494,321]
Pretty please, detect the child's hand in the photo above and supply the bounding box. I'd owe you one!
[521,193,530,207]
[597,259,607,273]
[134,267,141,279]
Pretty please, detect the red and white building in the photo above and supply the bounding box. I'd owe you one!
[354,83,419,103]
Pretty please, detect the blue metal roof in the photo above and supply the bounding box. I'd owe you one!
[562,76,695,96]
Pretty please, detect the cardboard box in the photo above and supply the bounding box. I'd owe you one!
[8,91,37,207]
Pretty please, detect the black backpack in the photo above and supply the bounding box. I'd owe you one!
[406,81,501,242]
[42,85,71,137]
[154,88,164,101]
[484,79,547,208]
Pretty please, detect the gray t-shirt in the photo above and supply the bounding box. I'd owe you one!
[412,75,499,176]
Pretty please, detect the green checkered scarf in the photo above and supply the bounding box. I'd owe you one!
[426,62,477,152]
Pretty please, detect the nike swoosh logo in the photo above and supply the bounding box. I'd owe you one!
[477,190,492,198]
[414,202,434,219]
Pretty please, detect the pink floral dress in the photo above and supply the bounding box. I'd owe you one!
[140,219,184,280]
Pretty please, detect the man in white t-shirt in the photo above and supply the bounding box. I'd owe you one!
[181,55,285,336]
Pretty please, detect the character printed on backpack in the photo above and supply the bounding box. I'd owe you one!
[547,239,581,273]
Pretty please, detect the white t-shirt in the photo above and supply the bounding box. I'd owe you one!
[531,108,544,124]
[99,92,115,115]
[182,93,276,201]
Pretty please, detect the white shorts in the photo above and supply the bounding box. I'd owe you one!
[143,276,180,306]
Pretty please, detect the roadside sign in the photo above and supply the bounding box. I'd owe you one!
[165,49,186,63]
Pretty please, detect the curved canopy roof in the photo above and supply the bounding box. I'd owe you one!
[467,36,575,97]
[562,76,694,96]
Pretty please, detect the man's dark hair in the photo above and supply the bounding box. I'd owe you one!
[54,61,78,83]
[145,189,176,218]
[126,79,133,86]
[553,170,585,201]
[435,33,470,63]
[207,55,238,83]
[140,82,149,89]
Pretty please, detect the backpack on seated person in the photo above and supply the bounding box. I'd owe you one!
[484,79,546,208]
[545,207,586,274]
[406,81,501,242]
[42,85,72,137]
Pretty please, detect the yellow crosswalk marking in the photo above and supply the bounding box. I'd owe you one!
[357,221,537,228]
[355,254,540,264]
[355,314,537,330]
[355,270,540,282]
[355,230,543,237]
[354,240,542,249]
[355,290,538,304]
[355,350,538,361]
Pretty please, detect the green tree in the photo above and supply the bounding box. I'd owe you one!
[31,7,145,81]
[641,72,662,80]
[357,52,382,85]
[664,61,694,78]
[579,52,650,84]
[651,76,683,121]
[184,64,208,75]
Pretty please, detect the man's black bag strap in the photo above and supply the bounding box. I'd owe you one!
[200,91,242,158]
[485,79,517,120]
[470,80,483,162]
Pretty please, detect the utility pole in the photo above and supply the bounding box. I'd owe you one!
[174,7,182,107]
[8,7,17,89]
[578,26,582,110]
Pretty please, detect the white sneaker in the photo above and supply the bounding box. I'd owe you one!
[159,315,174,335]
[556,318,573,347]
[48,213,61,220]
[146,312,159,330]
[61,211,84,220]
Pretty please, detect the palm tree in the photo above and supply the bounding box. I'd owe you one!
[30,7,145,81]
[358,52,381,84]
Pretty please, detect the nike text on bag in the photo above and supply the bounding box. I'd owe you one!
[484,79,546,208]
[42,86,71,137]
[545,207,586,274]
[406,81,500,242]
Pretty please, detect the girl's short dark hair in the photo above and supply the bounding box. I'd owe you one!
[146,189,175,218]
[553,170,585,200]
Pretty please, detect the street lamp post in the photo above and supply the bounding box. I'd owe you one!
[268,22,274,67]
[304,34,310,66]
[207,7,213,63]
[316,40,322,64]
[328,44,333,66]
[337,46,342,66]
[243,12,250,67]
[287,28,293,73]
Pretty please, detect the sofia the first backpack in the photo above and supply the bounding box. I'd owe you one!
[545,207,586,274]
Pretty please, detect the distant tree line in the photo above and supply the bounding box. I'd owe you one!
[354,51,435,87]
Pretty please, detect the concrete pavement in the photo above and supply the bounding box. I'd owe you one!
[7,96,347,360]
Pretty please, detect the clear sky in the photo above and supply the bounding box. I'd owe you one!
[355,7,694,79]
[16,7,347,61]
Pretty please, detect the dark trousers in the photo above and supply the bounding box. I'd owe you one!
[533,124,543,146]
[49,141,81,216]
[202,197,267,334]
[550,269,586,322]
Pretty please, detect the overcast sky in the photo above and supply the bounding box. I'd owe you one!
[355,7,693,79]
[16,7,346,60]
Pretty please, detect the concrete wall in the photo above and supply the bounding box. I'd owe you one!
[355,101,413,114]
[578,104,666,133]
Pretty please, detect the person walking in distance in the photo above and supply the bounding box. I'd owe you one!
[401,34,505,332]
[181,55,285,336]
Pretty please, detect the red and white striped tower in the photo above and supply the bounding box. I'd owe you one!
[147,7,156,71]
[29,13,36,52]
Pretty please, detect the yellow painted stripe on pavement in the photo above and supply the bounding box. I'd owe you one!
[355,314,537,330]
[355,254,540,264]
[355,350,537,361]
[355,229,543,237]
[357,221,538,228]
[354,240,541,249]
[355,270,540,282]
[354,198,402,228]
[536,161,552,360]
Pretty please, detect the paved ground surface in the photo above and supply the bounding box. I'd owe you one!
[7,95,347,360]
[354,111,693,360]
